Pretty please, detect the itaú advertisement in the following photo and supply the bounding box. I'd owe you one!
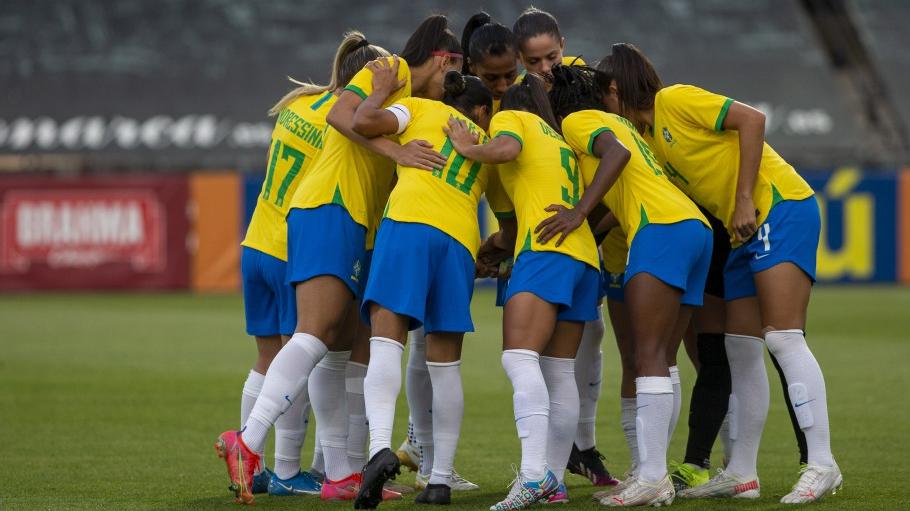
[0,175,190,290]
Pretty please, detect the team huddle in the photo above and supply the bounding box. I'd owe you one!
[217,7,842,509]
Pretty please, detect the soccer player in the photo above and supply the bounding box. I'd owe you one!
[215,15,465,505]
[444,74,601,508]
[232,31,384,499]
[461,12,520,113]
[513,8,621,488]
[348,63,507,507]
[391,12,520,492]
[543,64,713,507]
[512,7,586,83]
[597,43,841,503]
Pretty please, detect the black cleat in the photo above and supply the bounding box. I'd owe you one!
[567,444,620,486]
[415,483,451,505]
[354,448,401,509]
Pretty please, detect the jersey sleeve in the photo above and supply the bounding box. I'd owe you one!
[386,97,419,134]
[562,110,613,156]
[489,111,525,149]
[661,85,734,132]
[343,57,412,107]
[484,166,515,219]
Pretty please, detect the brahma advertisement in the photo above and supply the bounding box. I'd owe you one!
[0,175,190,290]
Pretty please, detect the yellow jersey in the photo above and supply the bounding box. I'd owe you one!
[601,226,628,274]
[562,110,709,248]
[383,97,494,257]
[289,57,412,240]
[651,84,814,245]
[490,110,599,269]
[242,90,337,260]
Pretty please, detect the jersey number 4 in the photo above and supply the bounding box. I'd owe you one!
[263,139,306,207]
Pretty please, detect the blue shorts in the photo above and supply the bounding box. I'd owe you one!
[724,197,820,300]
[625,219,713,306]
[504,251,600,322]
[286,204,367,299]
[603,271,625,303]
[362,220,476,334]
[241,247,296,336]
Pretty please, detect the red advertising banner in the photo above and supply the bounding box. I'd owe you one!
[0,175,190,290]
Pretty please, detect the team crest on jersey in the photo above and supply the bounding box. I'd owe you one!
[351,259,362,283]
[662,127,674,145]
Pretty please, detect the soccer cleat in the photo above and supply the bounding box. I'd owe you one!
[268,469,322,496]
[669,461,710,492]
[321,473,360,501]
[780,463,842,504]
[397,437,421,472]
[593,478,631,501]
[321,472,402,501]
[355,448,402,509]
[214,430,261,505]
[677,469,760,499]
[490,467,559,510]
[599,476,675,507]
[416,470,480,492]
[415,483,452,505]
[252,467,272,494]
[544,482,569,504]
[567,444,620,486]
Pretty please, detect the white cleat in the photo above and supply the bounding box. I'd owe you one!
[451,470,480,491]
[781,463,842,504]
[677,469,760,499]
[593,476,633,501]
[416,470,480,491]
[598,476,674,507]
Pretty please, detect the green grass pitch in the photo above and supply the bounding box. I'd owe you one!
[2,286,909,510]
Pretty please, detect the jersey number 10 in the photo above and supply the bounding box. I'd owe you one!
[436,136,482,195]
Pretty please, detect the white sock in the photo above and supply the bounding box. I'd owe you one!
[668,366,681,443]
[502,349,549,481]
[723,334,769,479]
[240,370,265,472]
[311,350,352,481]
[274,382,309,479]
[311,436,325,474]
[765,330,834,468]
[718,405,732,466]
[243,333,327,453]
[621,397,639,474]
[575,309,604,451]
[345,361,369,472]
[636,376,674,483]
[365,337,405,459]
[427,361,464,485]
[541,356,579,483]
[405,329,434,476]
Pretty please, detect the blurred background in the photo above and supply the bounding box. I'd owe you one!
[2,0,909,292]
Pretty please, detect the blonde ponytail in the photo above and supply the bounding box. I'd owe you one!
[268,31,390,116]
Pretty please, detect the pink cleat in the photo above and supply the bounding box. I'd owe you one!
[215,430,261,505]
[321,473,402,502]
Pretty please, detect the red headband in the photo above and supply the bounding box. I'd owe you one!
[431,51,463,59]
